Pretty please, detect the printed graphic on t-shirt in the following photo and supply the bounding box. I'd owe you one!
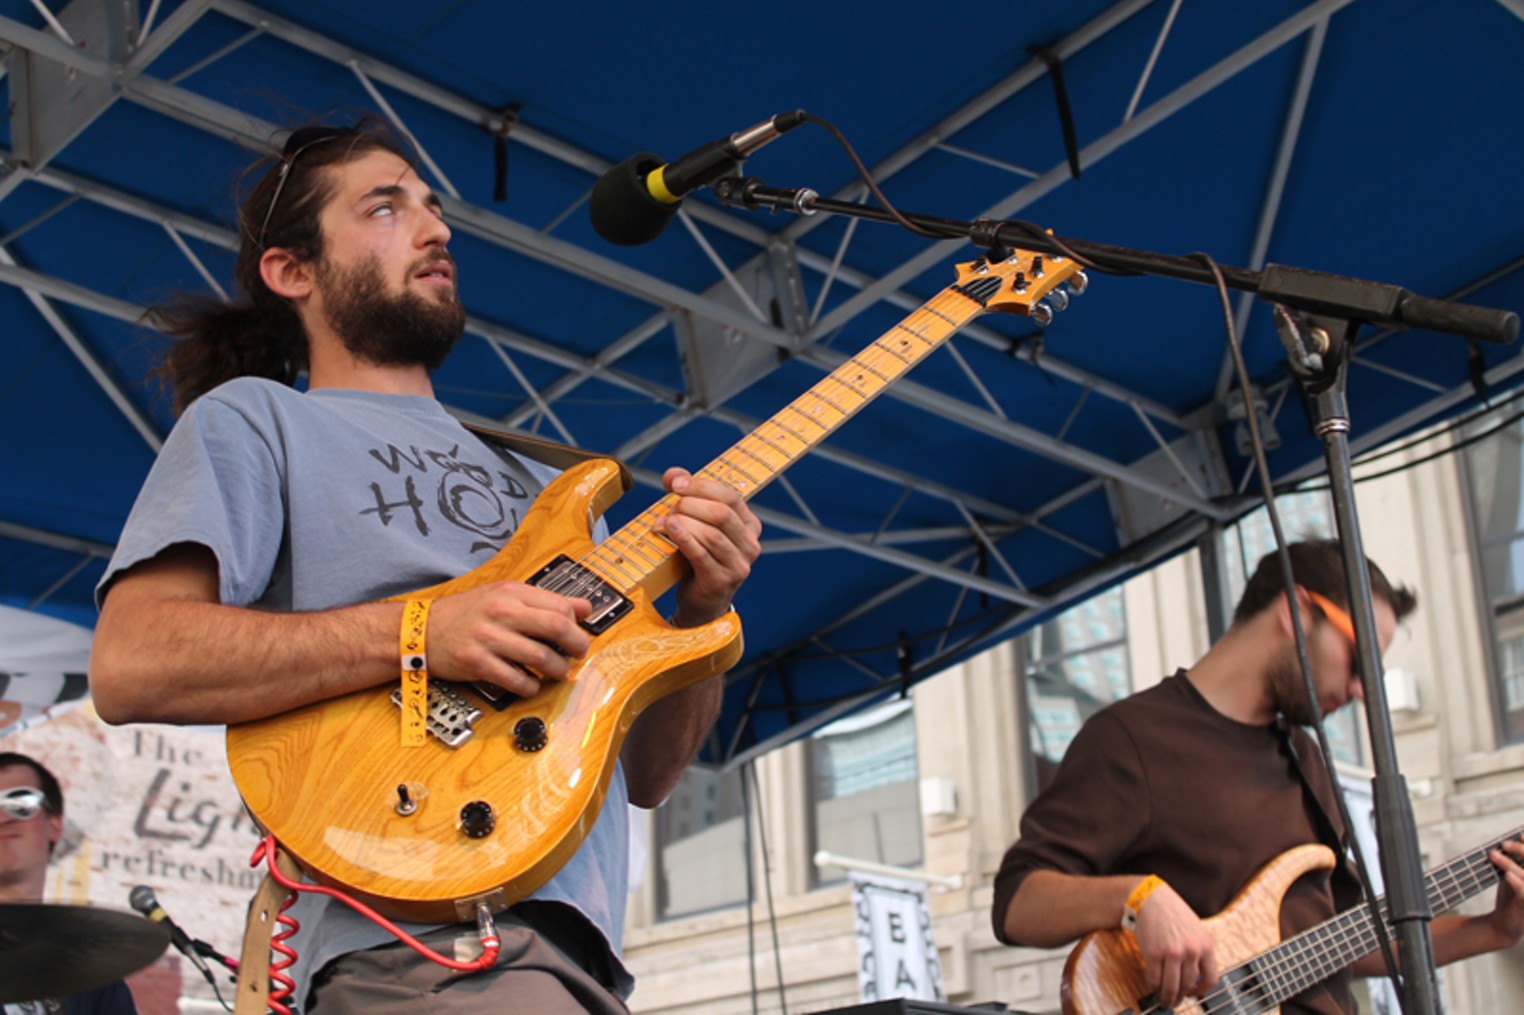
[361,441,536,553]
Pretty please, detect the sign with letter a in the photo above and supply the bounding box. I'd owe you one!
[850,871,946,1003]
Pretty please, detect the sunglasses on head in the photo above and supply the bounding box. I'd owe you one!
[256,125,349,249]
[0,787,48,821]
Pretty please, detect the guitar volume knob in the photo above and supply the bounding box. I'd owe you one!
[460,800,496,838]
[514,717,548,752]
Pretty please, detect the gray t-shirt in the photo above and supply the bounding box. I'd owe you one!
[99,377,632,1000]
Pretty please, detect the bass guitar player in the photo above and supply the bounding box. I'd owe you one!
[993,539,1524,1015]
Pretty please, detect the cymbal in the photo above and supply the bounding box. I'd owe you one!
[0,903,171,1003]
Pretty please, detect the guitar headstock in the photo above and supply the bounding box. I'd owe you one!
[952,245,1088,325]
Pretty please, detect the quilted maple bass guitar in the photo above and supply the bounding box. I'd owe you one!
[1062,826,1524,1015]
[226,247,1085,923]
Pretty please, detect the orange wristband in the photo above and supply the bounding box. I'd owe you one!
[1122,874,1165,930]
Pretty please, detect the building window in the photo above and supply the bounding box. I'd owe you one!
[1460,413,1524,743]
[1221,494,1362,765]
[653,763,748,919]
[1499,626,1524,722]
[1022,587,1129,793]
[810,698,922,885]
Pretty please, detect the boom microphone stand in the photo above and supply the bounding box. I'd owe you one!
[712,173,1520,1015]
[711,176,1518,345]
[1273,304,1440,1013]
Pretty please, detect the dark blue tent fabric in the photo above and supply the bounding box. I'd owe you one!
[2,0,1521,761]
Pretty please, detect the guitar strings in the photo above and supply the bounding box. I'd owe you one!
[562,281,988,601]
[1169,836,1513,1014]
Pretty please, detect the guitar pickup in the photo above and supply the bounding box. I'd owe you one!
[390,683,483,748]
[463,556,635,713]
[527,555,633,635]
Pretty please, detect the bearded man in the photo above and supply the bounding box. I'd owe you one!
[90,120,761,1013]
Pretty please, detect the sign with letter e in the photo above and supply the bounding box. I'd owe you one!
[850,871,946,1003]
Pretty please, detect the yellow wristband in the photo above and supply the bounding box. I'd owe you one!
[1122,874,1165,930]
[399,599,432,748]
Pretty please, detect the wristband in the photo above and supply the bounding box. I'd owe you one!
[1122,874,1165,930]
[399,599,432,747]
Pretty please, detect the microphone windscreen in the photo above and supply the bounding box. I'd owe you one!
[128,884,156,914]
[589,152,680,246]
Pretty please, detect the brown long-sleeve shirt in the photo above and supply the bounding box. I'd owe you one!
[994,672,1362,1015]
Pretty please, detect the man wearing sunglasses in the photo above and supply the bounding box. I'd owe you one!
[992,539,1524,1015]
[1,752,138,1012]
[88,118,759,1012]
[0,753,63,906]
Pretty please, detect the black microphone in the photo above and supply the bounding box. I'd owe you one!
[129,884,215,983]
[589,110,807,246]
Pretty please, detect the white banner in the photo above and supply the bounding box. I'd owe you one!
[1,707,258,1002]
[850,871,945,1003]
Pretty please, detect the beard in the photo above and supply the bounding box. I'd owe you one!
[315,246,466,371]
[1265,650,1320,727]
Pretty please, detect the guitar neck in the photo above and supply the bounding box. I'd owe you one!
[583,257,1067,602]
[1244,826,1520,1009]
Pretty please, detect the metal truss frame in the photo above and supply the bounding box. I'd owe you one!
[2,0,1522,755]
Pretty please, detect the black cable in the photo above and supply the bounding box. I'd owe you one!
[1340,384,1524,469]
[207,966,233,1012]
[742,760,759,1015]
[749,762,790,1013]
[797,113,1147,279]
[1194,251,1406,1004]
[1287,402,1524,494]
[991,219,1143,276]
[776,600,1010,662]
[799,113,961,242]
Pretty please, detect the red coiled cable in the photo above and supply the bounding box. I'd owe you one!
[248,836,502,1010]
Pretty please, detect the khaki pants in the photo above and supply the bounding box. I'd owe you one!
[306,912,629,1015]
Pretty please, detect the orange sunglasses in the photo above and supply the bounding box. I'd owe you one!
[1305,590,1356,645]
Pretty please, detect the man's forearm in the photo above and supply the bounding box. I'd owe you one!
[621,675,723,808]
[92,590,402,726]
[1352,913,1520,978]
[1003,869,1145,947]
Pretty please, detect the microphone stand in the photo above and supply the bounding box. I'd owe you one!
[712,174,1522,1015]
[711,176,1518,345]
[1274,305,1440,1014]
[192,936,240,975]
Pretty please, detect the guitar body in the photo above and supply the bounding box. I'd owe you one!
[1061,844,1336,1015]
[226,459,743,923]
[225,251,1090,923]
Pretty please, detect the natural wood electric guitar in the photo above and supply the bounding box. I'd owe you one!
[226,246,1085,923]
[1061,826,1524,1015]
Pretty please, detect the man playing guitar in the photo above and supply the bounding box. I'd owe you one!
[89,118,761,1012]
[994,540,1524,1014]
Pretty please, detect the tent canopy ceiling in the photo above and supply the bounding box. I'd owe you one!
[2,0,1521,763]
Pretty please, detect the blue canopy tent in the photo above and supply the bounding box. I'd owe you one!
[2,0,1521,762]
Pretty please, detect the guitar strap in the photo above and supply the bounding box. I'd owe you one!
[1274,717,1349,859]
[463,422,632,492]
[234,846,303,1015]
[1276,719,1412,993]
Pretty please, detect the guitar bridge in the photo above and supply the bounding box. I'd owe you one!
[528,554,633,635]
[390,683,483,747]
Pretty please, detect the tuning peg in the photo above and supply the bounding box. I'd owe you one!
[1046,289,1071,313]
[1032,302,1054,327]
[1067,271,1089,296]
